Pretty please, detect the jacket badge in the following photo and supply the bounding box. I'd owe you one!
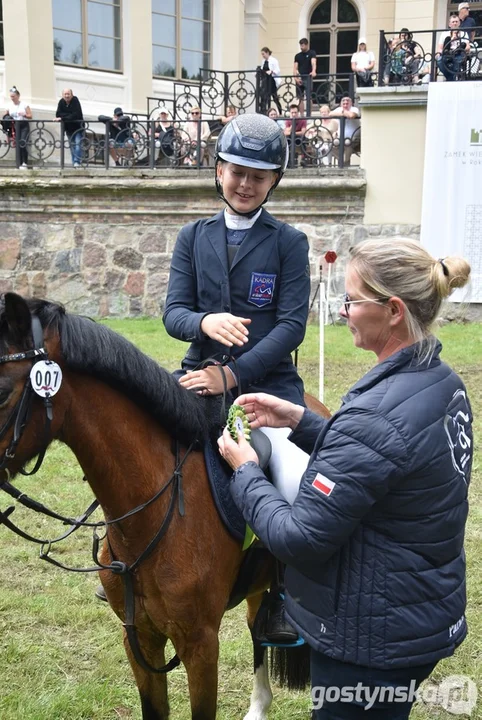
[312,473,335,496]
[248,272,276,307]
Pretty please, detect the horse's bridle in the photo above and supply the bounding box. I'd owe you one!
[0,316,53,476]
[0,312,188,675]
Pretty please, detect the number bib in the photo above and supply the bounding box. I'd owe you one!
[30,360,63,398]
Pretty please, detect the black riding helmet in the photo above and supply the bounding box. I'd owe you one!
[215,113,288,216]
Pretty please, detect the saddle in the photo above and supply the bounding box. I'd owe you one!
[203,427,271,544]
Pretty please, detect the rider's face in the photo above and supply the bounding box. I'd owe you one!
[217,162,277,215]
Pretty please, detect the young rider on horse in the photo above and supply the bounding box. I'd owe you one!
[162,113,311,642]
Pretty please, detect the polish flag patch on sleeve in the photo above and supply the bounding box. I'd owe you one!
[312,473,336,497]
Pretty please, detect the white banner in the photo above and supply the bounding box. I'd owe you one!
[420,82,482,302]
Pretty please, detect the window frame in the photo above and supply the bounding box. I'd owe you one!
[308,0,360,76]
[0,0,4,58]
[53,0,123,74]
[152,0,212,81]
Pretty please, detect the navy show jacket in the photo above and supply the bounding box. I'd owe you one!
[163,209,310,403]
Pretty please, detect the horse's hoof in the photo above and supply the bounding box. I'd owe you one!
[95,584,108,602]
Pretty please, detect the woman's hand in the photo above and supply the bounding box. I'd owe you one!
[179,365,236,395]
[201,313,251,347]
[218,427,259,470]
[236,393,305,430]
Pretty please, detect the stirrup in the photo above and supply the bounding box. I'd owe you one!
[253,590,305,648]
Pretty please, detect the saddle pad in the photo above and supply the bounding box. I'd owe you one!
[203,436,246,543]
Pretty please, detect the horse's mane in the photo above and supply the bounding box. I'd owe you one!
[16,299,219,445]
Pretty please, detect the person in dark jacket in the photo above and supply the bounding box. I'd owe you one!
[163,113,310,642]
[55,88,84,167]
[218,237,473,719]
[163,113,309,404]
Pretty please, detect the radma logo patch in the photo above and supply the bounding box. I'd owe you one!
[248,272,276,307]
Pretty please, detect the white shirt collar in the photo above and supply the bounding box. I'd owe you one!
[224,208,262,230]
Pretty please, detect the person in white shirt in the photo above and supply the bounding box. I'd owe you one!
[351,38,375,87]
[5,86,32,168]
[259,47,283,115]
[330,95,360,165]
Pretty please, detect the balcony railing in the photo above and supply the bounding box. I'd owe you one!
[378,26,482,85]
[148,71,357,121]
[0,117,360,170]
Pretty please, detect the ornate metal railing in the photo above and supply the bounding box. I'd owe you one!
[147,70,356,121]
[0,116,360,170]
[378,26,482,85]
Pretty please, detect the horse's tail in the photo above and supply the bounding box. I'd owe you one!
[269,643,311,690]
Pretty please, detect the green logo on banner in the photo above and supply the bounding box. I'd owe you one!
[470,128,482,145]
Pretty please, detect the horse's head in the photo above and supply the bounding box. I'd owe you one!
[0,292,66,478]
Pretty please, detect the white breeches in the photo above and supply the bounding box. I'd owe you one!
[259,427,309,505]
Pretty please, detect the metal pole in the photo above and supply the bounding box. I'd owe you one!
[104,120,110,169]
[60,120,65,169]
[149,119,156,169]
[338,116,345,169]
[378,30,386,86]
[319,262,325,403]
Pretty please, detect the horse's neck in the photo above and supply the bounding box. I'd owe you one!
[61,374,174,518]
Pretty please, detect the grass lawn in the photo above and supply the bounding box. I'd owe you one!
[0,319,480,720]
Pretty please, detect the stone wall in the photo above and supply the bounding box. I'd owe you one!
[0,168,421,318]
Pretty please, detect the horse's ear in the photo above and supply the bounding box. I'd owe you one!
[4,293,32,346]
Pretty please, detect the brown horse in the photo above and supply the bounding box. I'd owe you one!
[0,293,329,720]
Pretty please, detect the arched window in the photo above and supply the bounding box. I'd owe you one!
[309,0,359,89]
[152,0,211,80]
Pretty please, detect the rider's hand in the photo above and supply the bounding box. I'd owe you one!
[201,313,251,347]
[179,365,236,395]
[217,427,259,470]
[235,393,305,431]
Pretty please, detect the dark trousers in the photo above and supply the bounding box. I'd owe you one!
[259,75,282,114]
[311,651,437,719]
[16,121,29,165]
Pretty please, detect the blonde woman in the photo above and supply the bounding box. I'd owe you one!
[219,237,472,719]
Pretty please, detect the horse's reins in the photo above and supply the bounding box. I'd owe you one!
[0,314,208,675]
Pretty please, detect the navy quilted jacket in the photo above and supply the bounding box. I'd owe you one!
[231,342,472,668]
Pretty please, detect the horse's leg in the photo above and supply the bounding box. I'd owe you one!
[181,626,220,720]
[122,629,170,720]
[244,593,273,720]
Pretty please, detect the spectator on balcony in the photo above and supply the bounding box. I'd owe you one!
[259,47,283,115]
[55,88,84,168]
[351,38,375,87]
[293,38,317,115]
[182,106,210,166]
[218,105,237,125]
[388,29,421,84]
[268,107,286,131]
[5,86,32,169]
[284,103,307,167]
[317,104,339,166]
[458,3,478,76]
[154,108,174,164]
[458,2,476,41]
[437,15,470,81]
[330,94,360,166]
[98,107,132,166]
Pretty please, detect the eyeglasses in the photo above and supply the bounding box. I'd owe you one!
[191,112,200,115]
[342,292,389,316]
